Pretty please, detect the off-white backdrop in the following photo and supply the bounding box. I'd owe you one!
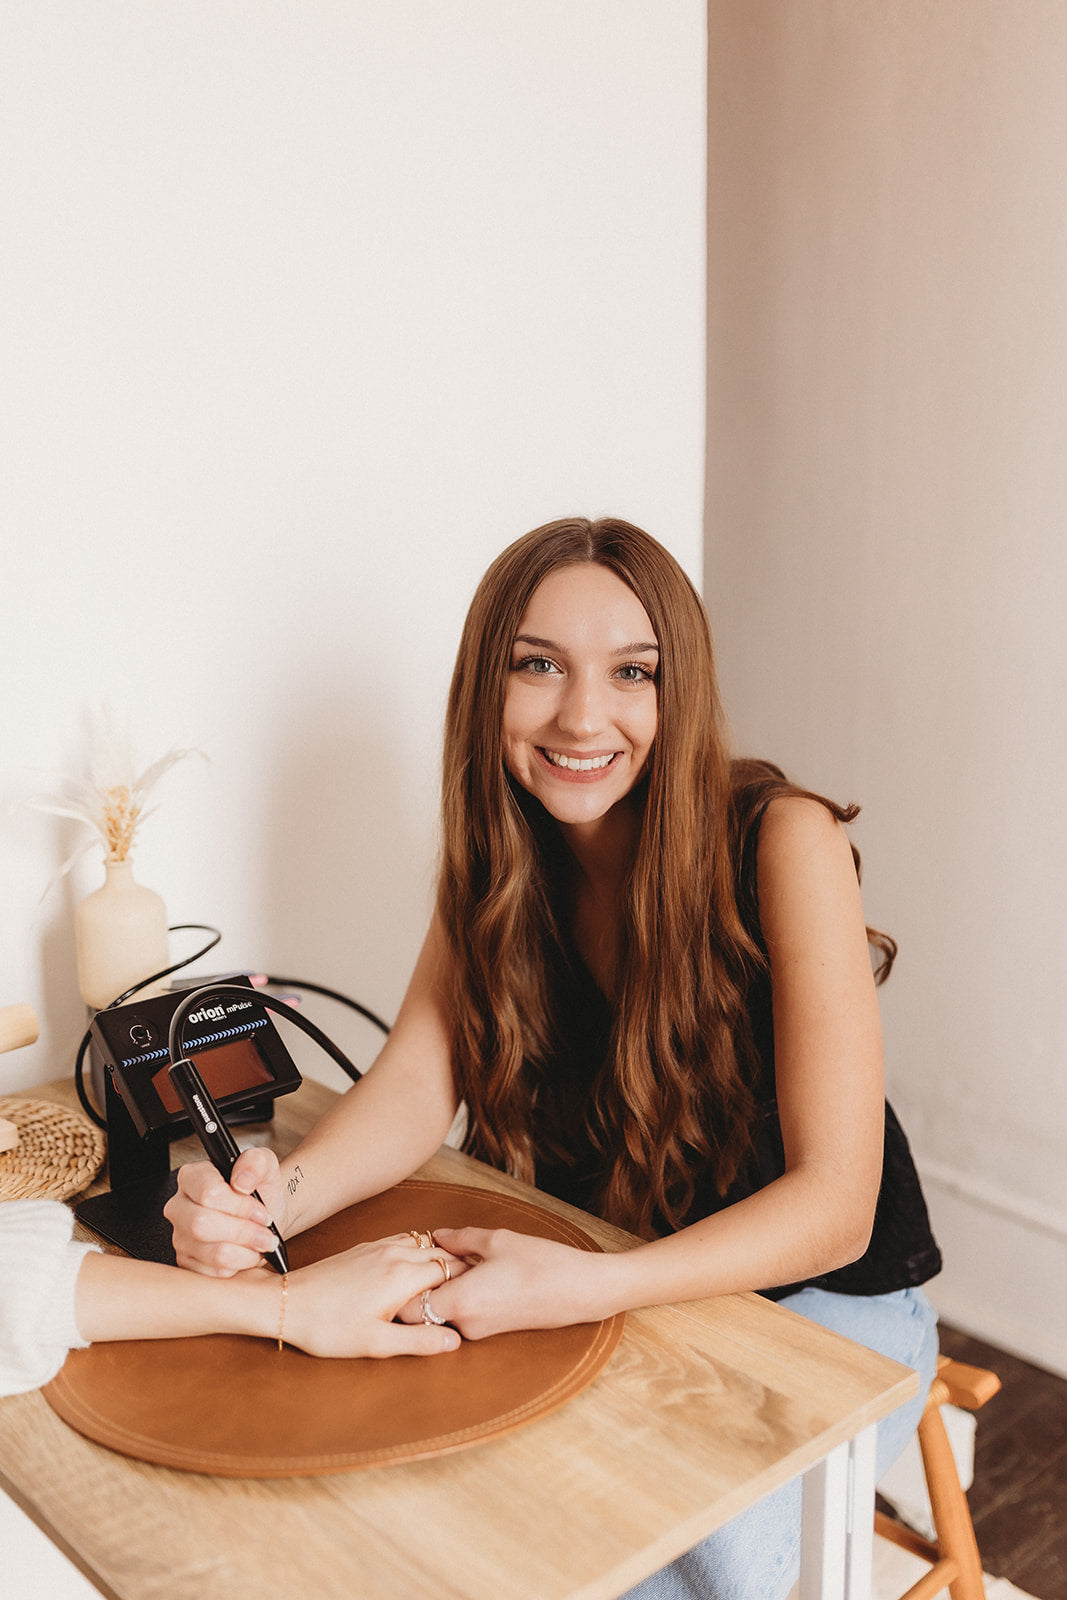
[707,2,1067,1377]
[1,2,705,1090]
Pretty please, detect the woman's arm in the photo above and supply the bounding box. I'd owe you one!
[410,798,886,1336]
[164,917,460,1276]
[74,1235,463,1358]
[0,1201,461,1397]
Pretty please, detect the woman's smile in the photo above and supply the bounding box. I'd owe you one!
[538,747,620,776]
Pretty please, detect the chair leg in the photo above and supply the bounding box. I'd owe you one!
[915,1402,986,1600]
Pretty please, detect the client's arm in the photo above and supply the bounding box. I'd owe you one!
[0,1199,460,1397]
[75,1236,462,1359]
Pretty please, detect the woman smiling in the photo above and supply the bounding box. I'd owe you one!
[166,516,941,1600]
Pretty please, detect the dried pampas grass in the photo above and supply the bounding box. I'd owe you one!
[26,709,206,892]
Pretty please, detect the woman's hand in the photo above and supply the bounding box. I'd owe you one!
[396,1227,623,1340]
[279,1235,467,1357]
[163,1147,290,1277]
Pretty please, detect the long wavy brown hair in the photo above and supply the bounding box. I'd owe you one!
[437,517,894,1236]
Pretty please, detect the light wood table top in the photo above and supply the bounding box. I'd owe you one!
[0,1077,917,1600]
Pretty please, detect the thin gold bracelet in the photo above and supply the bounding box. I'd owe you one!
[277,1272,288,1352]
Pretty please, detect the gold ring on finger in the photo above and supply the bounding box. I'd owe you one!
[408,1229,430,1249]
[434,1256,451,1283]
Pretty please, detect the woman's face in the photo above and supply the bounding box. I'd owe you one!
[502,562,659,834]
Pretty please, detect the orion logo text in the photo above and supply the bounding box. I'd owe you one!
[187,998,225,1024]
[188,1004,226,1024]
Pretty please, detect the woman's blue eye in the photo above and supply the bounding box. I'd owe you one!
[616,662,655,683]
[514,655,557,674]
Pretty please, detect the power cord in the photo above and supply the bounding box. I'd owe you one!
[253,976,389,1038]
[73,925,391,1129]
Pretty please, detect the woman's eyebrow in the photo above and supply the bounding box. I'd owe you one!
[513,634,559,650]
[512,634,659,655]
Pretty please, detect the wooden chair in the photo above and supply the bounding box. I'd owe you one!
[875,1354,1002,1600]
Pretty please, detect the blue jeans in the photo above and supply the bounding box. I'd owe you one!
[622,1286,939,1600]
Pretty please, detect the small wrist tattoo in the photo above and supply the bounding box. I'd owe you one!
[286,1165,304,1198]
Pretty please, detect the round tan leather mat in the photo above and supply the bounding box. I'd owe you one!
[43,1179,626,1477]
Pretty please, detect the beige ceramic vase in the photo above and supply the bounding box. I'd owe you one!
[74,859,170,1010]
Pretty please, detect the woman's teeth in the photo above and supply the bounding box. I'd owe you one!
[544,751,616,771]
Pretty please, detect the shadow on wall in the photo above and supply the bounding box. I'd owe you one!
[257,684,436,1089]
[27,825,87,1089]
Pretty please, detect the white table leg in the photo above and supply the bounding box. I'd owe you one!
[799,1423,878,1600]
[844,1425,877,1598]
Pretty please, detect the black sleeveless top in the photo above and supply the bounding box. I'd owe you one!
[530,811,942,1300]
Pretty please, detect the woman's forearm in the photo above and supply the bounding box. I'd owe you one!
[428,1162,877,1341]
[602,1163,876,1315]
[75,1252,278,1343]
[279,1063,457,1236]
[74,1239,464,1360]
[279,918,460,1237]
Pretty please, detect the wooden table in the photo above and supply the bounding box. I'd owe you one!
[0,1078,917,1600]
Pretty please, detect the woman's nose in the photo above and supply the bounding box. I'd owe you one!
[556,673,605,738]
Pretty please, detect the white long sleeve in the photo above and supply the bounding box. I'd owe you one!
[0,1200,100,1397]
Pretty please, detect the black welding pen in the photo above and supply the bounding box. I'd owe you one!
[167,1055,290,1275]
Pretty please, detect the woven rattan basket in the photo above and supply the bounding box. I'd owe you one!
[0,1096,106,1202]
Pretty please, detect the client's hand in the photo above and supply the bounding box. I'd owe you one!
[164,1146,289,1276]
[281,1235,467,1358]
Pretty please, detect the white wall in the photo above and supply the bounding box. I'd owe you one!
[1,2,706,1093]
[706,3,1067,1375]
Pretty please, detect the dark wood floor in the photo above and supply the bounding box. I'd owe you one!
[932,1322,1067,1599]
